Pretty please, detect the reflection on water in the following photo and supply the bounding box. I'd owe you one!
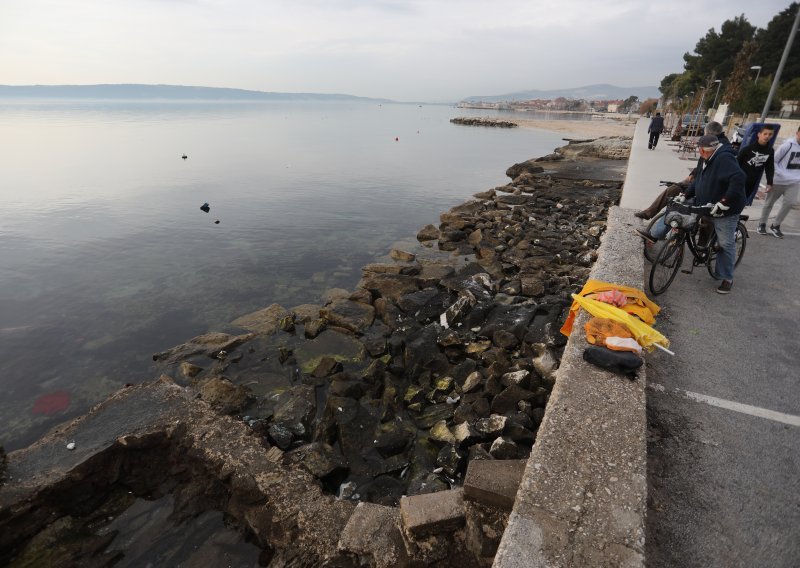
[0,100,563,450]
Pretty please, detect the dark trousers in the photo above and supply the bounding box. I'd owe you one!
[648,131,661,149]
[640,182,687,219]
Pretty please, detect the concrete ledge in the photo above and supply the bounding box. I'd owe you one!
[493,207,647,567]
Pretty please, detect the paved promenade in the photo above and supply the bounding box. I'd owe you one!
[622,118,800,567]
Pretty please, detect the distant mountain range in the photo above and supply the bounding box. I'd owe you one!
[463,84,660,103]
[0,84,394,103]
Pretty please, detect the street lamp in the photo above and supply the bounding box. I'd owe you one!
[750,65,762,84]
[711,79,722,109]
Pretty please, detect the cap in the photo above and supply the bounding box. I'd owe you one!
[697,134,720,149]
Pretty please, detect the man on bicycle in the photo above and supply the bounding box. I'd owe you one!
[637,134,746,294]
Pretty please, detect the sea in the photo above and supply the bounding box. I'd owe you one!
[0,100,585,451]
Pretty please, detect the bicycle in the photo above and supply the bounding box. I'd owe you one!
[647,199,748,296]
[642,181,687,263]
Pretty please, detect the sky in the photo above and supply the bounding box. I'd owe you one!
[0,0,793,102]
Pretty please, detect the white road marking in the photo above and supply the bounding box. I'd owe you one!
[649,383,800,427]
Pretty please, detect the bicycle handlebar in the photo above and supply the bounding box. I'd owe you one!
[665,198,713,216]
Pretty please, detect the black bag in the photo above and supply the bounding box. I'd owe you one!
[583,345,642,379]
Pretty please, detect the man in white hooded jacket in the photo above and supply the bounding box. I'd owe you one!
[758,126,800,238]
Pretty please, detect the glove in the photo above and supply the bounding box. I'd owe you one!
[710,201,730,217]
[673,194,686,204]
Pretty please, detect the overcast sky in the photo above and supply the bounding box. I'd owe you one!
[0,0,792,102]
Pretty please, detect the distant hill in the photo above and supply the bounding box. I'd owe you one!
[463,84,660,103]
[0,84,394,103]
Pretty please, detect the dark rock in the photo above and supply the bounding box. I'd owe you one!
[489,437,520,459]
[468,444,494,462]
[491,385,536,415]
[506,159,545,179]
[374,421,414,458]
[407,474,449,496]
[417,224,440,241]
[304,318,327,339]
[413,404,455,430]
[390,249,416,262]
[320,299,375,334]
[452,422,481,448]
[153,332,255,364]
[452,403,478,426]
[285,442,348,479]
[230,304,292,335]
[479,304,537,342]
[397,288,448,323]
[348,288,374,304]
[197,377,251,414]
[329,377,364,399]
[436,445,466,477]
[359,274,420,302]
[504,422,536,445]
[268,423,294,450]
[312,356,343,378]
[272,385,316,439]
[492,330,519,350]
[403,325,444,379]
[472,397,491,418]
[474,415,507,439]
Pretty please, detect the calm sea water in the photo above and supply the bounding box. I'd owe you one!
[0,100,565,450]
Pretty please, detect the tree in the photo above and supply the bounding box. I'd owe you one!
[683,15,757,89]
[753,3,800,87]
[638,98,659,114]
[778,77,800,101]
[722,39,758,108]
[620,95,639,112]
[729,78,780,114]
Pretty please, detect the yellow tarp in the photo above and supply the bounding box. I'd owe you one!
[568,294,670,351]
[560,279,661,336]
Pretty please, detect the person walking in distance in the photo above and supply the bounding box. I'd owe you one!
[737,126,775,207]
[648,112,665,150]
[758,126,800,238]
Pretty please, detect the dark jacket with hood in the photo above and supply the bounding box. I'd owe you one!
[648,115,665,133]
[685,144,746,215]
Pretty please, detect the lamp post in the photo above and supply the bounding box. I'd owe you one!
[711,79,722,109]
[750,65,762,84]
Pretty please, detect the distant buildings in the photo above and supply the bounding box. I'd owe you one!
[457,98,627,113]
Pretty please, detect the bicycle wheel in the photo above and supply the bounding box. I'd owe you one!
[649,236,684,295]
[705,221,748,278]
[643,210,666,263]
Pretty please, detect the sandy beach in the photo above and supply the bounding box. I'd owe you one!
[514,117,637,138]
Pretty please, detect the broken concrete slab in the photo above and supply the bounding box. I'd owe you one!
[338,502,410,568]
[399,487,465,538]
[463,459,527,512]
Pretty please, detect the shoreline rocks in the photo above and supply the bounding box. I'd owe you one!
[450,117,518,128]
[1,137,630,566]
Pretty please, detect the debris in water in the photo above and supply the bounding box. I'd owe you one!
[182,154,188,160]
[200,202,210,213]
[66,441,76,451]
[213,219,220,224]
[32,390,71,416]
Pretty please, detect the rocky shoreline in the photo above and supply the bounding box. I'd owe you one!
[450,117,518,128]
[0,136,632,566]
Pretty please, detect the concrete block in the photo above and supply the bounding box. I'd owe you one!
[338,502,409,568]
[399,487,465,538]
[463,459,527,511]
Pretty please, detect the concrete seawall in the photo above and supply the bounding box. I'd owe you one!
[494,207,648,567]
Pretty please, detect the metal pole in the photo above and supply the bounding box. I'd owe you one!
[711,80,722,110]
[760,5,800,122]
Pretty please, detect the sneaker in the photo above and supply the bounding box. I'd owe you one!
[757,224,767,235]
[635,228,657,244]
[769,224,784,239]
[716,280,733,294]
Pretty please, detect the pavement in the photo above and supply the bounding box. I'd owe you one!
[624,117,800,567]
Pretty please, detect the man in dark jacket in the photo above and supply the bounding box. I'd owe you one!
[736,125,775,206]
[648,112,665,150]
[637,134,745,294]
